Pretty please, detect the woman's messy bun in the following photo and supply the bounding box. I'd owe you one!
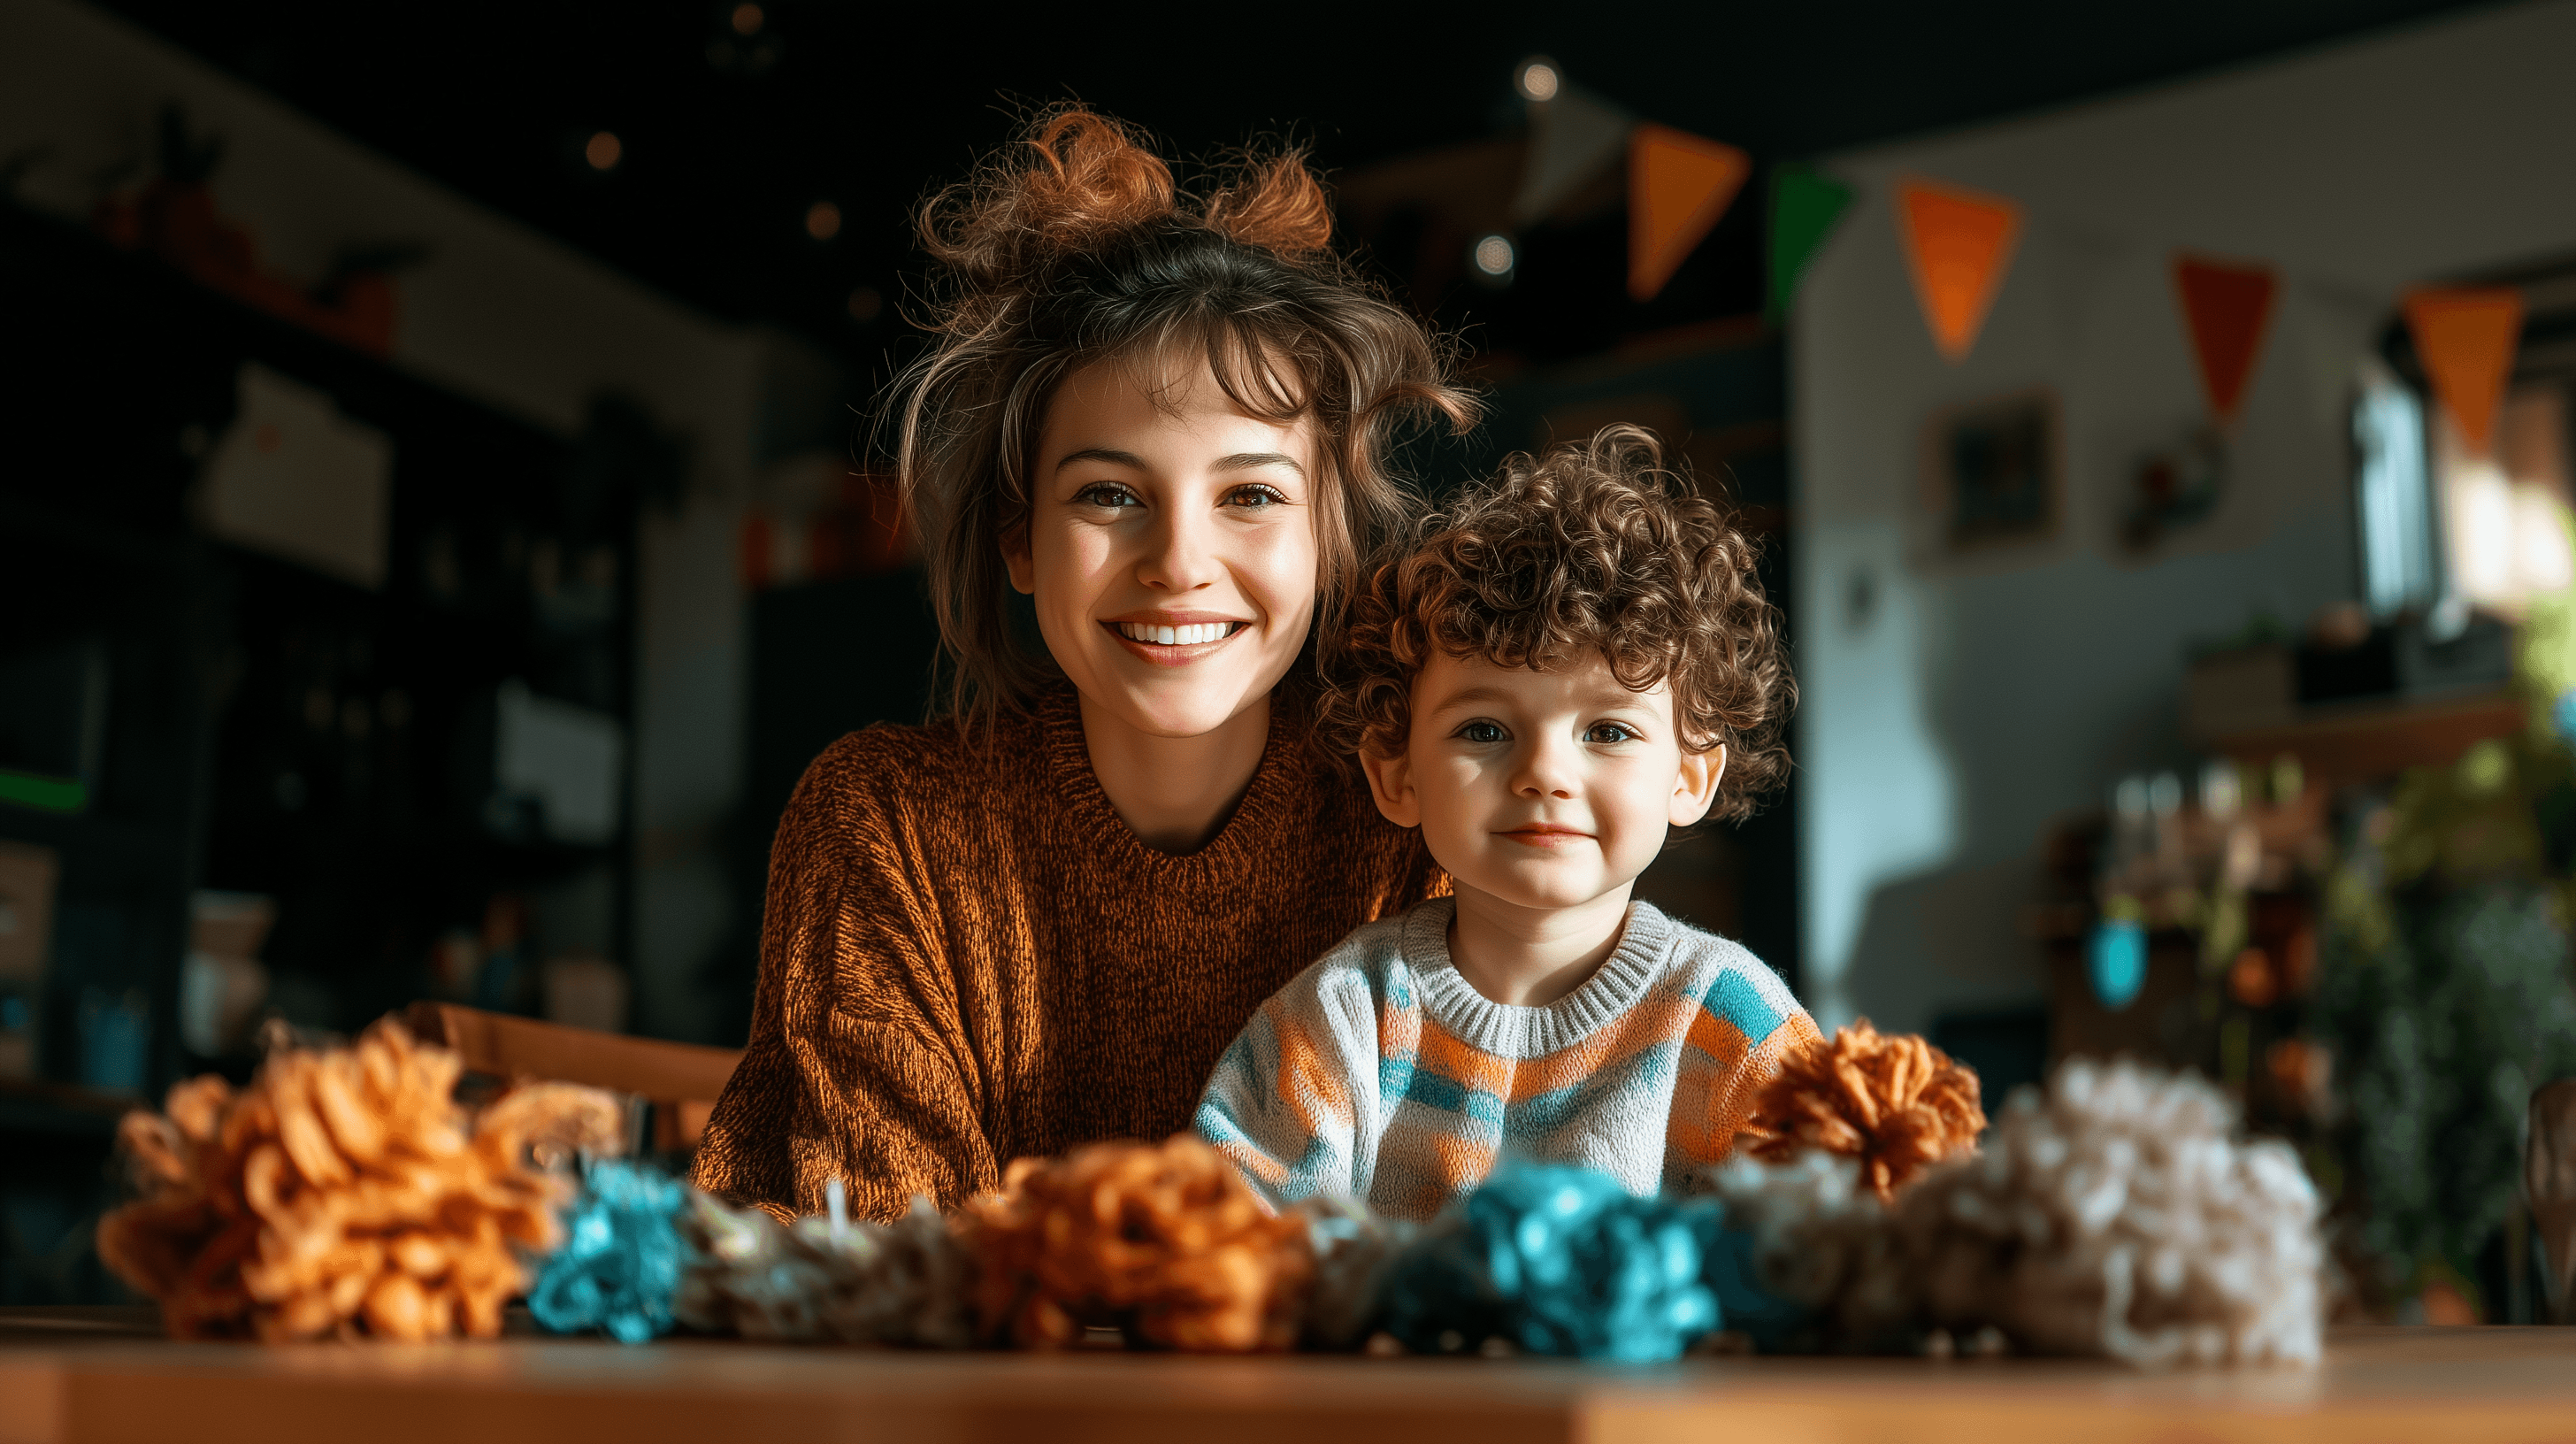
[893,106,1477,728]
[920,111,1179,305]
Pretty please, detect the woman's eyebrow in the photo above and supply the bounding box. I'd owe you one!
[1213,451,1307,478]
[1054,446,1149,472]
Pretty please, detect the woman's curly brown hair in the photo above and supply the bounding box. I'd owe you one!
[890,106,1480,726]
[1322,424,1792,821]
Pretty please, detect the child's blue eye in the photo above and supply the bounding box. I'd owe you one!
[1457,719,1507,744]
[1585,722,1637,744]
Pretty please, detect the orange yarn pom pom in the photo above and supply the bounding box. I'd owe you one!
[960,1135,1311,1352]
[95,1018,622,1341]
[1743,1021,1985,1201]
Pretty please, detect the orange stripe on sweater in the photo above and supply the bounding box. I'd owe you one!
[1668,1010,1824,1164]
[1377,991,1422,1064]
[1273,1017,1355,1137]
[1414,1024,1513,1099]
[1221,1138,1290,1187]
[1501,990,1703,1100]
[1427,1130,1496,1200]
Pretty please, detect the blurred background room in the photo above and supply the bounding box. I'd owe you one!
[4,0,2574,1326]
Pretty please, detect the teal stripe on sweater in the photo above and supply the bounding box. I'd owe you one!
[1706,969,1786,1046]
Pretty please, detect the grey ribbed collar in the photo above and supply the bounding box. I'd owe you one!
[1402,896,1676,1060]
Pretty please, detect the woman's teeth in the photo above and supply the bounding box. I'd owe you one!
[1117,622,1238,646]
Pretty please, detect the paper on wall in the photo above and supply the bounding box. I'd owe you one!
[201,364,393,589]
[495,680,624,846]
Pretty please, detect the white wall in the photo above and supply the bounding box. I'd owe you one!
[1793,0,2576,1033]
[0,0,769,1041]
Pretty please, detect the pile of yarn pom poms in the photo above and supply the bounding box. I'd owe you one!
[97,1019,2324,1368]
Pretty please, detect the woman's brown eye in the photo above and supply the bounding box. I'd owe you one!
[1228,486,1285,509]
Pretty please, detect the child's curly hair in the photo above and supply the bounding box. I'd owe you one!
[1322,425,1791,822]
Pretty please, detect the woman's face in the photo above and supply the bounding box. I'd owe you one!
[1007,355,1324,740]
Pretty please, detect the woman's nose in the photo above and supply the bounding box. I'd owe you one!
[1136,504,1223,593]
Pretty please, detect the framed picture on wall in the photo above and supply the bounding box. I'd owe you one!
[1922,388,2062,552]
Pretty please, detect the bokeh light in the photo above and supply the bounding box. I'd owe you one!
[847,286,884,324]
[805,201,841,241]
[1515,57,1560,104]
[1473,234,1516,277]
[731,4,764,35]
[584,131,622,171]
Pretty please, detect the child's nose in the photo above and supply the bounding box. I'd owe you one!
[1512,740,1581,798]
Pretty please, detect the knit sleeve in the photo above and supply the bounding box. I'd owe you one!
[1192,954,1379,1209]
[691,734,994,1223]
[1666,950,1823,1186]
[1712,1006,1824,1147]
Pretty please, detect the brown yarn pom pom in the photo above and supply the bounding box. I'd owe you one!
[95,1018,621,1341]
[959,1135,1311,1352]
[1743,1021,1985,1201]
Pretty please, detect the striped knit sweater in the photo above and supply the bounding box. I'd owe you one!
[1194,896,1819,1219]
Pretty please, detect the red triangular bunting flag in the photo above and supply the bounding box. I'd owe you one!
[1628,124,1750,303]
[1896,178,2021,362]
[2172,254,2279,426]
[2404,287,2525,456]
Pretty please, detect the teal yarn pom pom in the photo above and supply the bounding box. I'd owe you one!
[530,1160,689,1344]
[1378,1161,1726,1362]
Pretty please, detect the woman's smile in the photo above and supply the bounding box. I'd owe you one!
[1103,611,1253,665]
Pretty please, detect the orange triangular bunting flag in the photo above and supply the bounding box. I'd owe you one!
[2172,254,2279,426]
[2404,287,2524,456]
[1896,178,2022,361]
[1628,124,1749,303]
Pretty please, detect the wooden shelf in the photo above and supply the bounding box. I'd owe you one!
[2203,690,2526,785]
[0,1078,142,1137]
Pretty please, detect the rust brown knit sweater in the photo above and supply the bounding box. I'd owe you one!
[691,684,1445,1223]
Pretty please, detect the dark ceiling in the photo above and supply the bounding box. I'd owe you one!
[99,0,2494,365]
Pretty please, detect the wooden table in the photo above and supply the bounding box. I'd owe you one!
[4,1311,2574,1444]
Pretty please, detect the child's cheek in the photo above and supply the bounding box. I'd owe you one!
[1603,759,1682,886]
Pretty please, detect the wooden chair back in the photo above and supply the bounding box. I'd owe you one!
[2532,1079,2576,1324]
[404,1001,740,1153]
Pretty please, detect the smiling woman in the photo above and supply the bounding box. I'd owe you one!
[692,109,1478,1223]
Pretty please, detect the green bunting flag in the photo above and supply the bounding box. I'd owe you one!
[1767,164,1853,322]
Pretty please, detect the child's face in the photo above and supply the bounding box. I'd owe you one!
[1362,651,1725,915]
[1008,355,1322,741]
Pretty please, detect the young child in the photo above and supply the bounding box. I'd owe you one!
[1194,425,1817,1218]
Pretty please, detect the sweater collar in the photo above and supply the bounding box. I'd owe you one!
[1402,896,1676,1060]
[1037,683,1309,893]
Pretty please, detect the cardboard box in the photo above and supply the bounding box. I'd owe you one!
[0,841,56,1080]
[0,841,57,981]
[2185,646,2296,738]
